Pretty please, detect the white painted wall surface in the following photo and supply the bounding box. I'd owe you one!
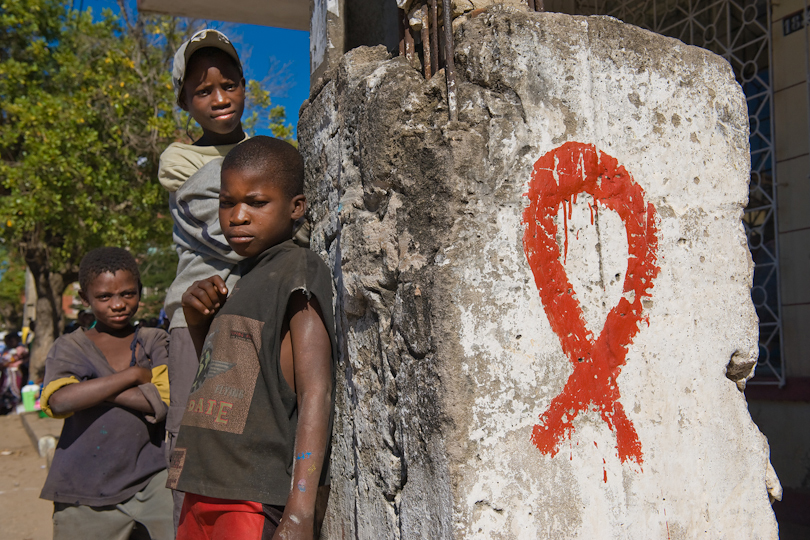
[450,8,779,539]
[310,0,328,74]
[300,7,780,539]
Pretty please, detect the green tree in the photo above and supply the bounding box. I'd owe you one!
[138,245,178,320]
[0,0,293,377]
[0,245,26,330]
[243,79,296,142]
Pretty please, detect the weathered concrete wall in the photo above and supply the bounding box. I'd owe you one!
[299,7,780,539]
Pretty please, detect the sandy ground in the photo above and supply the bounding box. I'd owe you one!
[0,414,53,540]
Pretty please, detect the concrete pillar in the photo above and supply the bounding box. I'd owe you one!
[300,7,780,538]
[310,0,345,82]
[310,0,400,85]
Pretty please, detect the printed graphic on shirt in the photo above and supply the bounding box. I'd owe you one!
[182,314,264,434]
[166,447,186,489]
[189,339,235,395]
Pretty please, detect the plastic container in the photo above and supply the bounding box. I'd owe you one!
[21,382,39,412]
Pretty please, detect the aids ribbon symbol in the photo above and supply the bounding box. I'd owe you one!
[523,142,660,465]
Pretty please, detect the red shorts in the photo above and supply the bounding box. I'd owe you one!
[176,493,284,540]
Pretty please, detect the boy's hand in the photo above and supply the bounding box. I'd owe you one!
[182,276,228,327]
[128,365,153,386]
[103,365,157,413]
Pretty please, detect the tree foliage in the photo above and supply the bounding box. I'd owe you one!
[138,245,178,320]
[244,80,296,142]
[0,245,26,330]
[0,0,293,376]
[1,2,180,258]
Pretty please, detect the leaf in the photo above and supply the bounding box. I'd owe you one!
[0,0,295,343]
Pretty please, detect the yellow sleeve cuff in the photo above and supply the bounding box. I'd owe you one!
[151,365,170,407]
[40,377,80,419]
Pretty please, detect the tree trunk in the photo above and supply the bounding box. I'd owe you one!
[0,305,22,331]
[25,246,75,381]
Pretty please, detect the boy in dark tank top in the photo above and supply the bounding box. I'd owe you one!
[168,136,336,540]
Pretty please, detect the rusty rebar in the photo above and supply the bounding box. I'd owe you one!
[441,0,457,121]
[429,0,439,77]
[399,9,406,57]
[403,10,415,67]
[421,4,432,78]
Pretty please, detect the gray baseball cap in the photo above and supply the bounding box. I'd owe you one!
[172,29,242,104]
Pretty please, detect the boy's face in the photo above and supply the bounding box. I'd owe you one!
[79,271,140,332]
[219,167,306,258]
[180,51,245,142]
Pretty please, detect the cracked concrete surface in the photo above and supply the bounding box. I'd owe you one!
[300,7,779,539]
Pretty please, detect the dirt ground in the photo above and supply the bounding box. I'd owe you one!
[0,414,53,540]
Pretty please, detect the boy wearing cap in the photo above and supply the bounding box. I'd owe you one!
[159,28,249,528]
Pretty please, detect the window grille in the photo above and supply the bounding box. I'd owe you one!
[569,0,784,385]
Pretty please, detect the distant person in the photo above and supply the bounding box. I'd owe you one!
[0,331,27,413]
[167,137,336,539]
[157,308,169,329]
[39,247,173,540]
[77,309,95,330]
[22,320,35,347]
[4,331,27,359]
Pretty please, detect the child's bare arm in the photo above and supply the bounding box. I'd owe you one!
[105,386,155,412]
[181,276,229,357]
[274,292,333,540]
[48,366,153,417]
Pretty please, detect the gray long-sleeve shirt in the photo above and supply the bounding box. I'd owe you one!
[164,157,244,330]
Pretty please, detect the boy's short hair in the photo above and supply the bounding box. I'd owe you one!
[79,247,141,292]
[221,136,304,199]
[172,29,242,105]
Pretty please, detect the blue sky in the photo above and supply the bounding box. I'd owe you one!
[81,0,311,136]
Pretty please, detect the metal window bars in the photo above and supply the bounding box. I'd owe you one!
[572,0,784,386]
[395,0,783,385]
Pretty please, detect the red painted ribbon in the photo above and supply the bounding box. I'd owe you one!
[523,142,660,465]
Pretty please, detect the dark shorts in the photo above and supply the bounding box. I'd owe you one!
[176,493,283,540]
[52,469,174,540]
